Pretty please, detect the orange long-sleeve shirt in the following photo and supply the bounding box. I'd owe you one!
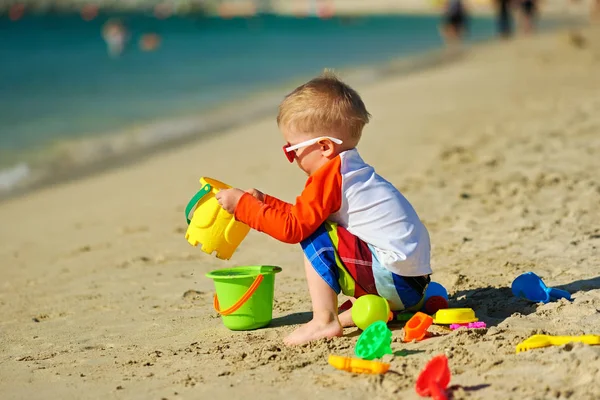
[234,156,342,244]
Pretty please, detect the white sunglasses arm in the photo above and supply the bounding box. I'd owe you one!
[285,136,343,152]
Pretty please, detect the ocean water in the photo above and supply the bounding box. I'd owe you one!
[0,13,501,193]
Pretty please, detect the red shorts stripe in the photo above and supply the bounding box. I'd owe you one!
[336,226,376,297]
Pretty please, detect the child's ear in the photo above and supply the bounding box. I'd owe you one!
[320,140,335,157]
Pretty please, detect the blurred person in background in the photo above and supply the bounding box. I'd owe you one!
[439,0,469,46]
[593,0,600,21]
[517,0,539,34]
[102,19,129,57]
[140,33,162,52]
[494,0,514,39]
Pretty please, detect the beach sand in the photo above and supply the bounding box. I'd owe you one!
[1,26,600,400]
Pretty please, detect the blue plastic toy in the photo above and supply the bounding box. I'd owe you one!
[422,282,449,314]
[511,272,571,304]
[425,282,448,301]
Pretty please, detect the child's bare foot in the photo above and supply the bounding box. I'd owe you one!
[338,309,356,328]
[284,318,343,345]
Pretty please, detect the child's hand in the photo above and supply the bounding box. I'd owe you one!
[215,188,244,214]
[245,188,265,202]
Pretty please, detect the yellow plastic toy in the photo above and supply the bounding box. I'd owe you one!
[432,308,478,325]
[515,334,600,354]
[328,355,390,374]
[184,177,250,260]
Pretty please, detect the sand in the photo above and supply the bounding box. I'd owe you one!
[1,26,600,400]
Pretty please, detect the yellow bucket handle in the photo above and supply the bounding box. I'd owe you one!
[213,274,264,316]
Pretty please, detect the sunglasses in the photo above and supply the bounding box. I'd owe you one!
[282,136,343,163]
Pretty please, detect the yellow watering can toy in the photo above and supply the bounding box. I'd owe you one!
[184,177,250,260]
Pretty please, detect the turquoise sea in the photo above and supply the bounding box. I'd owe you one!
[0,12,504,193]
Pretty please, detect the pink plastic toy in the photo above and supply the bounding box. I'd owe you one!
[449,321,487,330]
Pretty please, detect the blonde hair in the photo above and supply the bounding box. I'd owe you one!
[277,70,371,142]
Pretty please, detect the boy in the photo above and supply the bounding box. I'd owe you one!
[216,71,432,345]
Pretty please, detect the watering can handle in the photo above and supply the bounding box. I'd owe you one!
[213,274,264,316]
[185,184,212,225]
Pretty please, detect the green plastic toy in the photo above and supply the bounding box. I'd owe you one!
[354,320,393,360]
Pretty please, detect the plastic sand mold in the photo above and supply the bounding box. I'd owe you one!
[432,308,478,325]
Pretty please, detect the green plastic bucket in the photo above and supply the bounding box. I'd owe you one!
[206,265,282,331]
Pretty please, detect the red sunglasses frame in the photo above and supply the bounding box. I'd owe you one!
[283,143,295,163]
